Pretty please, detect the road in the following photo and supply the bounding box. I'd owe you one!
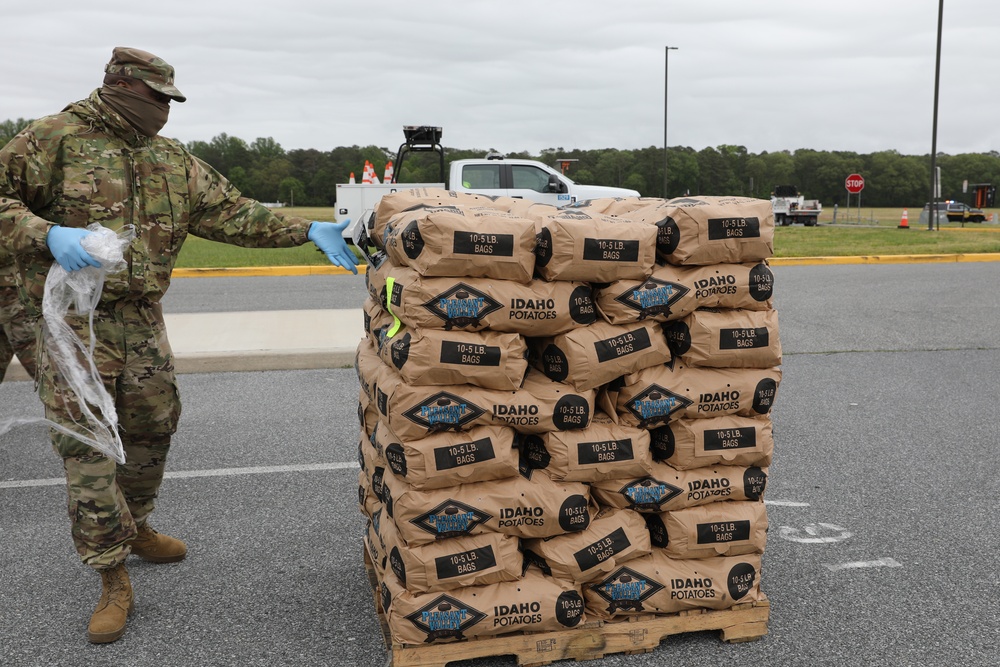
[1,262,999,666]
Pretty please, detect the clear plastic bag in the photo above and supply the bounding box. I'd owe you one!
[0,224,133,463]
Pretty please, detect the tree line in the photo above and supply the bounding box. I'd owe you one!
[4,117,998,207]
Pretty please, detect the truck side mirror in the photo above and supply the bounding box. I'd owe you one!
[547,174,568,194]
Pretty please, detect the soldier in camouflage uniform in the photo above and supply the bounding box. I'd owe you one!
[0,246,37,382]
[0,47,358,643]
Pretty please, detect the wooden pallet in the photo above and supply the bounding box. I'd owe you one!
[363,549,769,667]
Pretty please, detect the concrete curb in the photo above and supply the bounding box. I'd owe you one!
[172,265,367,278]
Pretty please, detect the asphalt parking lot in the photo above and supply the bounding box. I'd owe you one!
[1,262,999,667]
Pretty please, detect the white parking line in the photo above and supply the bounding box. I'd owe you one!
[825,557,903,572]
[0,461,361,490]
[778,523,854,544]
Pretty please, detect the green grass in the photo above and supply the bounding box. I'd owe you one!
[774,226,1000,257]
[175,207,339,268]
[173,206,1000,268]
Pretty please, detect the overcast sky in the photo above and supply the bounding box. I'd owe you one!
[2,1,997,158]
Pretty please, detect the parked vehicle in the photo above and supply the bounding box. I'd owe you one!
[770,185,821,226]
[922,201,986,224]
[335,126,640,226]
[945,201,986,223]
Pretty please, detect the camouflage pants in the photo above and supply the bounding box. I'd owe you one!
[0,284,38,382]
[38,299,181,570]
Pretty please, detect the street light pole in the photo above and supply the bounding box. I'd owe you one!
[928,0,944,231]
[664,46,678,199]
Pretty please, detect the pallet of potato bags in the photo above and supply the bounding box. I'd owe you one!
[364,549,769,667]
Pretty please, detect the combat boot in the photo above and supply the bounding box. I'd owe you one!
[130,524,187,563]
[88,563,133,643]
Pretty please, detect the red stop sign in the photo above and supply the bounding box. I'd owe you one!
[845,173,865,194]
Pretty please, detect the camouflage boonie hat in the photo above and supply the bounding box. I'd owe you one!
[105,47,186,102]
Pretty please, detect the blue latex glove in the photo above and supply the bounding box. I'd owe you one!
[308,220,358,274]
[46,225,101,272]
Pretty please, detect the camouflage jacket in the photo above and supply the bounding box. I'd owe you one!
[0,89,311,317]
[0,240,14,288]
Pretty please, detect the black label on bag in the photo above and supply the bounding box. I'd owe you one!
[582,238,640,262]
[434,437,497,471]
[389,546,407,584]
[573,527,632,572]
[743,467,767,500]
[719,327,768,350]
[389,332,412,369]
[553,394,591,431]
[748,263,774,301]
[440,341,502,366]
[707,217,761,241]
[385,442,408,477]
[535,228,553,266]
[657,217,680,256]
[704,426,757,451]
[388,279,403,308]
[752,378,778,414]
[594,327,652,363]
[519,435,551,471]
[435,545,498,580]
[559,495,591,532]
[569,285,598,324]
[663,321,691,356]
[453,231,515,256]
[648,425,675,461]
[541,343,569,382]
[727,562,757,600]
[400,220,425,259]
[376,386,388,417]
[697,520,751,544]
[380,582,392,614]
[645,514,669,547]
[555,590,585,627]
[577,438,634,465]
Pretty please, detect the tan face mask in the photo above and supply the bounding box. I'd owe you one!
[100,84,170,138]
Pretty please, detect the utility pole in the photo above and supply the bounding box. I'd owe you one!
[664,46,678,199]
[928,0,944,231]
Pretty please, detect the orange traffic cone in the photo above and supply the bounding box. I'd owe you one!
[384,161,394,184]
[349,172,356,184]
[898,208,909,229]
[362,161,372,184]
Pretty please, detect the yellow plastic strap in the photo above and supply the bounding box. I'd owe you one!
[384,276,402,338]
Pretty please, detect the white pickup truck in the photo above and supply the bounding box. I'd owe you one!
[334,154,641,225]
